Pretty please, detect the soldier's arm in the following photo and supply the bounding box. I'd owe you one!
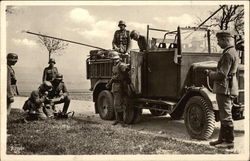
[42,68,47,82]
[30,91,46,105]
[62,83,69,97]
[125,31,131,53]
[7,67,14,101]
[209,54,232,80]
[112,31,119,50]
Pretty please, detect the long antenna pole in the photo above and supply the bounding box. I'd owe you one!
[25,31,107,51]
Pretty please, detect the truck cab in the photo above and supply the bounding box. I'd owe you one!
[86,26,244,140]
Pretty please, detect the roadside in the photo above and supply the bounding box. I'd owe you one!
[8,96,245,154]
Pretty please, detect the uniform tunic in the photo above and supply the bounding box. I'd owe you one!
[42,66,58,82]
[137,35,148,52]
[209,46,239,124]
[22,90,48,120]
[110,62,130,111]
[112,30,131,54]
[7,65,18,102]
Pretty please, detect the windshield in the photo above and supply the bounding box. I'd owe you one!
[180,29,224,54]
[181,29,209,53]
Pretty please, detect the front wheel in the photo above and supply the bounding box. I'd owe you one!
[184,96,215,140]
[97,90,115,120]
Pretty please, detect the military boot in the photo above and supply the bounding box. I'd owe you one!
[215,125,234,149]
[209,125,225,146]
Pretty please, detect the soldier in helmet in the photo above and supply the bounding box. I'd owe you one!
[205,30,239,149]
[42,58,58,82]
[7,53,19,116]
[130,30,148,52]
[106,51,131,125]
[112,20,131,56]
[23,81,53,120]
[48,73,71,117]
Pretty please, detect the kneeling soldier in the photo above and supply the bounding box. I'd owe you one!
[48,73,71,118]
[23,81,53,120]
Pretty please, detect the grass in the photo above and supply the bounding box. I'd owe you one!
[7,109,236,155]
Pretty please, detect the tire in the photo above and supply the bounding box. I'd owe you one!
[97,90,115,120]
[132,108,142,124]
[123,100,135,124]
[149,109,167,116]
[184,96,215,140]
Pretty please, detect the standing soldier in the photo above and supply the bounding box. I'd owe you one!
[7,53,19,116]
[106,51,130,125]
[42,58,58,82]
[130,30,148,52]
[48,73,71,117]
[112,20,131,56]
[205,31,239,149]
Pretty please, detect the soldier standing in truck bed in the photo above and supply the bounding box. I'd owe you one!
[7,53,19,116]
[112,20,131,55]
[206,30,239,149]
[106,51,130,125]
[42,58,58,82]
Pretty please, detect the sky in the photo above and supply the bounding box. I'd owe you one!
[4,3,220,91]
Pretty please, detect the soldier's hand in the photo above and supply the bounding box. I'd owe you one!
[44,97,52,104]
[204,69,210,76]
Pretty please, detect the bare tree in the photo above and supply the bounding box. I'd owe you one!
[197,5,244,34]
[38,34,69,61]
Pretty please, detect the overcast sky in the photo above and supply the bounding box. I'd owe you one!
[5,3,220,91]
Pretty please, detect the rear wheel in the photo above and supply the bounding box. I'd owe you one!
[149,109,167,116]
[184,96,215,140]
[97,90,115,120]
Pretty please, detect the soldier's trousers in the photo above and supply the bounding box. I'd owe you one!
[216,94,233,126]
[113,91,126,121]
[53,96,71,113]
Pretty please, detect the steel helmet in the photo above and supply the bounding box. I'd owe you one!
[40,81,53,91]
[118,20,126,27]
[7,53,18,62]
[109,50,121,60]
[130,30,139,39]
[48,58,56,64]
[55,73,63,80]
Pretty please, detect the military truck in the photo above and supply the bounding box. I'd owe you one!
[86,26,244,140]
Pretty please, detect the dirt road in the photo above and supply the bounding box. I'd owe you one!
[12,96,246,154]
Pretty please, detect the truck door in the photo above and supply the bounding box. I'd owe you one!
[146,50,180,99]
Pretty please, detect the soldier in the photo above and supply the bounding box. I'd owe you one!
[23,81,53,120]
[7,53,19,116]
[106,51,130,125]
[42,58,58,82]
[48,73,71,117]
[205,30,239,149]
[112,20,131,55]
[130,30,148,52]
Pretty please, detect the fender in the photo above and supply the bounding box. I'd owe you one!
[171,86,218,118]
[93,79,110,93]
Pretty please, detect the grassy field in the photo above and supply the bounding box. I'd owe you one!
[7,109,236,155]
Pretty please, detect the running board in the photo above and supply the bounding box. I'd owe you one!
[133,98,176,113]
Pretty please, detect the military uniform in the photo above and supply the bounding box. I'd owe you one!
[112,30,131,54]
[23,90,50,120]
[48,79,70,114]
[109,61,130,123]
[42,66,58,82]
[208,31,239,148]
[7,53,18,115]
